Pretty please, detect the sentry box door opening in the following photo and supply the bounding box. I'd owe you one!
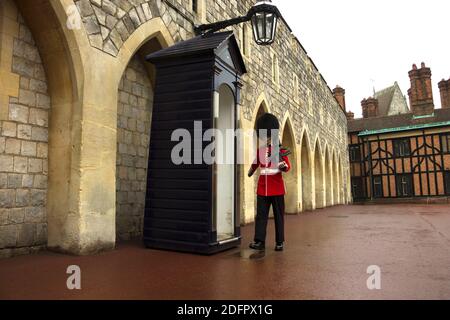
[215,84,235,242]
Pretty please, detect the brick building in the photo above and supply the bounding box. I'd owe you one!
[347,63,450,202]
[0,0,350,258]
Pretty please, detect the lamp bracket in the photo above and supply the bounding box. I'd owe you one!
[194,14,251,36]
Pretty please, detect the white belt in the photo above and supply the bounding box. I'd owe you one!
[260,168,281,176]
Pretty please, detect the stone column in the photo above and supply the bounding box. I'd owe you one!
[240,117,256,224]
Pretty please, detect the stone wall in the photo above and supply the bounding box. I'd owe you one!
[0,12,50,258]
[72,0,349,155]
[0,0,351,257]
[74,0,195,56]
[76,0,350,227]
[116,55,153,240]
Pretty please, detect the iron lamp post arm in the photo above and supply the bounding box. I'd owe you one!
[194,14,251,36]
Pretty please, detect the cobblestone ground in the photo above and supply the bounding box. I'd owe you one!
[1,204,450,300]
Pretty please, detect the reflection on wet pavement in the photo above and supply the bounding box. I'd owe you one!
[1,204,450,300]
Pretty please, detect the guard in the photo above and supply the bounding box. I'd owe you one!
[248,113,291,252]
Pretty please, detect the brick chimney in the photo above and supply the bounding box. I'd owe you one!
[346,111,355,121]
[333,86,346,112]
[361,97,379,118]
[438,78,450,109]
[407,62,434,116]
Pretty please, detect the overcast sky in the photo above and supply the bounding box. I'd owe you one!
[274,0,450,118]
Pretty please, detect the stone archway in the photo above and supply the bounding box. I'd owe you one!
[313,139,325,209]
[337,155,344,205]
[16,5,174,254]
[333,151,339,205]
[6,0,86,254]
[252,100,270,211]
[300,130,312,211]
[340,159,346,204]
[281,118,298,214]
[324,146,333,207]
[115,39,163,241]
[112,18,175,241]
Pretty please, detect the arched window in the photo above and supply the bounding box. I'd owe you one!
[271,50,279,87]
[239,23,251,58]
[293,74,299,103]
[191,0,206,23]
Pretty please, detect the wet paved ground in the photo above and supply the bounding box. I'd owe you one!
[1,204,450,300]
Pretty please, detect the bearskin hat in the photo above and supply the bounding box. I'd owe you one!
[256,113,280,137]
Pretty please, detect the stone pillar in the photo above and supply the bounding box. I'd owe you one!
[46,14,174,255]
[408,62,435,116]
[438,78,450,109]
[361,97,379,118]
[68,51,122,254]
[240,116,257,224]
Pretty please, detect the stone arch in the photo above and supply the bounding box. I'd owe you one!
[114,18,174,240]
[337,153,344,205]
[281,115,299,214]
[251,92,271,123]
[9,0,87,254]
[313,137,325,209]
[324,144,333,207]
[239,92,272,224]
[300,128,313,211]
[115,17,174,86]
[74,0,186,57]
[332,150,339,205]
[115,51,154,240]
[250,96,271,213]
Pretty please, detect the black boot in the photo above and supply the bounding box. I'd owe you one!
[275,243,284,252]
[249,241,265,251]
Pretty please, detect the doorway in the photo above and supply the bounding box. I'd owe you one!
[216,84,235,241]
[300,132,313,211]
[282,120,298,214]
[325,148,332,207]
[314,142,325,209]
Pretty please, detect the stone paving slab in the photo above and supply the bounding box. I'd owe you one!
[1,204,450,300]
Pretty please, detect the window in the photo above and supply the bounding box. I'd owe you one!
[239,24,251,58]
[191,0,206,22]
[373,176,383,198]
[351,177,364,199]
[291,35,298,54]
[393,138,411,157]
[396,174,414,197]
[349,144,361,162]
[293,74,299,103]
[445,171,450,195]
[271,50,279,86]
[441,134,450,153]
[307,87,312,114]
[242,25,248,56]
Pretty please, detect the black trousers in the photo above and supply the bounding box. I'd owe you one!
[254,195,285,244]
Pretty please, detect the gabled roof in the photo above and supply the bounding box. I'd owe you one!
[373,81,408,116]
[146,31,247,74]
[374,84,396,116]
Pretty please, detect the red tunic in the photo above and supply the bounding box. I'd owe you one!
[250,146,291,197]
